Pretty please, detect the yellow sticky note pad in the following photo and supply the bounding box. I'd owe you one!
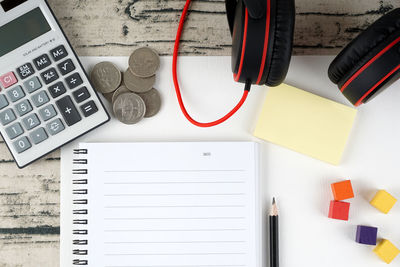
[254,84,357,165]
[374,240,400,264]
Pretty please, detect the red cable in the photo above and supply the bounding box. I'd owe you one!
[172,0,250,128]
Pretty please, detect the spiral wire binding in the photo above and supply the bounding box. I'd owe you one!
[72,149,89,265]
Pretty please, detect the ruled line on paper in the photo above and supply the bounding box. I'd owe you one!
[104,170,246,173]
[104,205,246,209]
[104,217,246,220]
[104,193,246,197]
[104,229,246,232]
[103,181,246,185]
[105,265,246,267]
[105,252,247,256]
[104,241,246,244]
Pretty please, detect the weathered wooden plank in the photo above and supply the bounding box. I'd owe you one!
[0,234,59,267]
[47,0,397,56]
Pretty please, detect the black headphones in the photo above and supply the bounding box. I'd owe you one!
[173,1,399,127]
[328,8,400,106]
[173,0,295,127]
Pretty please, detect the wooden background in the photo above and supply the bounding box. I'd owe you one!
[0,0,397,266]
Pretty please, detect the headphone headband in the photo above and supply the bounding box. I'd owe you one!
[225,0,266,35]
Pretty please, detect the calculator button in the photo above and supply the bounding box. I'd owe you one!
[65,73,83,89]
[0,72,18,89]
[23,76,42,93]
[5,122,24,140]
[46,118,65,136]
[15,99,33,116]
[0,109,16,126]
[80,101,98,117]
[41,68,59,85]
[50,45,68,61]
[39,104,57,121]
[31,91,50,107]
[73,87,90,103]
[7,86,25,102]
[22,114,40,130]
[29,127,48,145]
[16,63,35,80]
[0,95,9,110]
[13,136,31,153]
[56,96,81,126]
[57,59,75,75]
[33,54,51,70]
[48,82,66,98]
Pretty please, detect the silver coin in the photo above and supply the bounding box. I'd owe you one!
[129,47,160,78]
[103,92,114,102]
[112,85,130,104]
[124,68,155,93]
[113,93,146,125]
[90,62,122,94]
[138,88,162,118]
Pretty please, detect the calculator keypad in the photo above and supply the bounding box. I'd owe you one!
[0,72,18,89]
[41,67,59,85]
[29,127,48,145]
[50,45,68,61]
[15,99,33,116]
[0,109,16,126]
[65,72,83,89]
[0,95,8,110]
[31,91,50,107]
[48,81,67,98]
[16,63,35,80]
[46,118,65,136]
[23,77,42,93]
[0,44,105,166]
[22,114,40,130]
[6,122,24,140]
[57,59,75,76]
[13,136,31,154]
[56,96,81,126]
[73,87,90,103]
[7,86,25,102]
[34,54,52,70]
[39,104,57,121]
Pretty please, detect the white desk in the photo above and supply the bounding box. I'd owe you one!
[61,56,400,266]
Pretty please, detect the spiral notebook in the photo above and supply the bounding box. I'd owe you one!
[61,142,261,267]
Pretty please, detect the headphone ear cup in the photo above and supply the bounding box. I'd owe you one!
[230,0,295,86]
[231,0,246,76]
[328,8,400,105]
[329,8,400,85]
[260,0,295,86]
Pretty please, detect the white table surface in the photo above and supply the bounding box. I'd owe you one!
[61,56,400,267]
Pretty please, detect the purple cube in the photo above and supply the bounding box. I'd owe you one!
[356,225,378,245]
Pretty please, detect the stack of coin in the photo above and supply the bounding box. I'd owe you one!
[90,47,162,125]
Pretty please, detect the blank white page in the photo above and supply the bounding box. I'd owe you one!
[73,142,260,267]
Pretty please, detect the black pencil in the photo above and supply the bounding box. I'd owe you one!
[269,197,279,267]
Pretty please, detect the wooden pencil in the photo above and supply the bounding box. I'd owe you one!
[270,197,279,267]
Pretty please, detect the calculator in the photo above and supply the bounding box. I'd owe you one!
[0,0,110,168]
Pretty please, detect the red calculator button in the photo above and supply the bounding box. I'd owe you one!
[0,72,18,88]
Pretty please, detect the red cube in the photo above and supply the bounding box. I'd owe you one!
[328,200,350,221]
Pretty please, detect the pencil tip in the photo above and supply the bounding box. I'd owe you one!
[272,197,276,205]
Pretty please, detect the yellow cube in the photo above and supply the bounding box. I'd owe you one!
[370,190,397,214]
[374,240,400,264]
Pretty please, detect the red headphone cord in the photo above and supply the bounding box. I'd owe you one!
[172,0,251,128]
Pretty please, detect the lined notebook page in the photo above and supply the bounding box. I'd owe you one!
[79,142,260,267]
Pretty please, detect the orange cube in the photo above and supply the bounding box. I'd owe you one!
[331,180,354,201]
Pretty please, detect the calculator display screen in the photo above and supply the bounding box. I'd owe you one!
[0,7,51,57]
